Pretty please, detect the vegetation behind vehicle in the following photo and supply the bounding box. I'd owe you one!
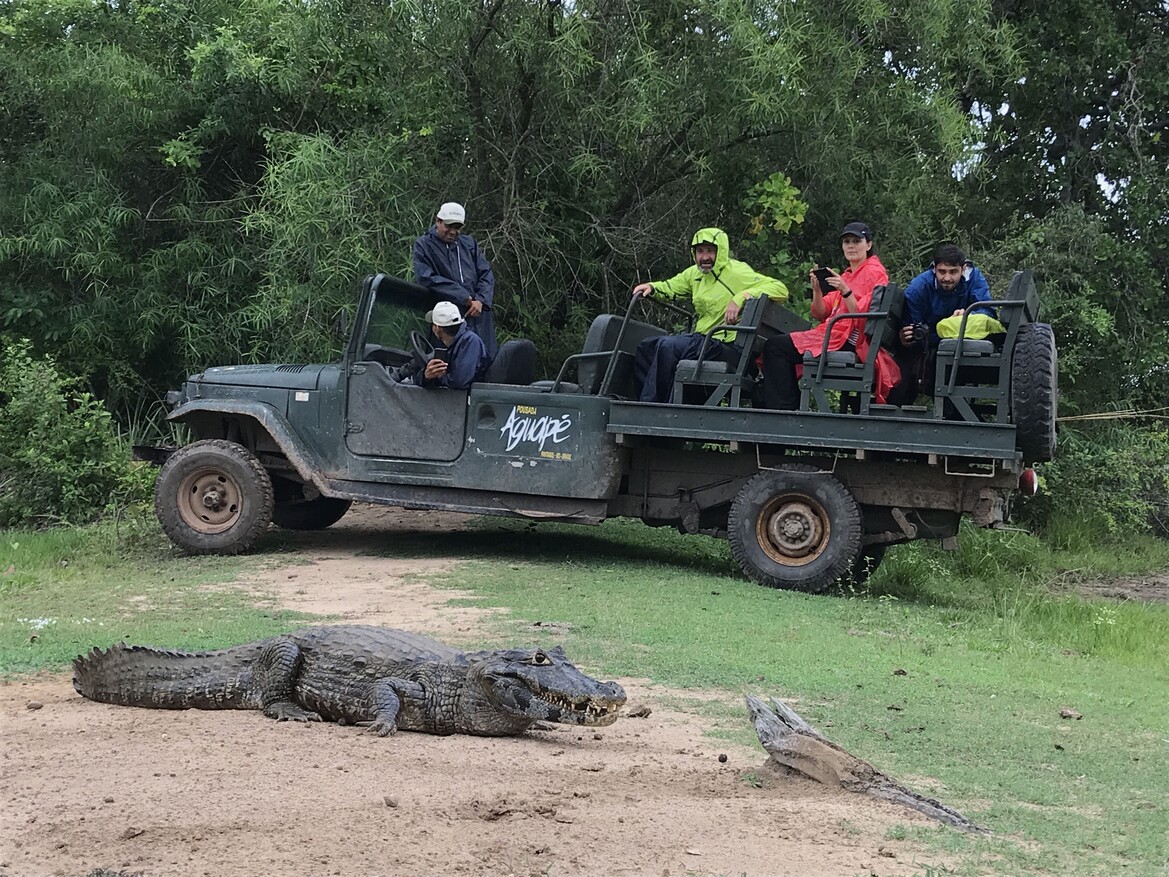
[0,339,153,528]
[1,1,1166,542]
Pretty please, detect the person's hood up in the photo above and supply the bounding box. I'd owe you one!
[689,227,731,273]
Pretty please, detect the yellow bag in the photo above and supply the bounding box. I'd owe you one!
[936,313,1005,340]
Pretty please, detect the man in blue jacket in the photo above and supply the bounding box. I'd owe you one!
[412,202,498,358]
[888,243,993,405]
[420,302,490,390]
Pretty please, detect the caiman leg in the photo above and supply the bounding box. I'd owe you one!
[359,678,423,737]
[255,639,321,723]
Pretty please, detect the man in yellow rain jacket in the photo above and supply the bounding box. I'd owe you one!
[631,227,788,403]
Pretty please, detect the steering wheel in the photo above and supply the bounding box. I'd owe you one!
[409,330,435,371]
[362,345,410,367]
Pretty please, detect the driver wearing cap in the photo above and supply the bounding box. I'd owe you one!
[420,301,490,390]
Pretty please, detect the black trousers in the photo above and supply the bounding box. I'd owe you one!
[760,334,803,410]
[633,333,740,403]
[887,343,931,406]
[761,335,857,410]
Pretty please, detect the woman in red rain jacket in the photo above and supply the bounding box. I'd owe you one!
[761,221,897,410]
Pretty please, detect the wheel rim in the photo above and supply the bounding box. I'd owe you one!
[756,493,830,567]
[177,467,244,534]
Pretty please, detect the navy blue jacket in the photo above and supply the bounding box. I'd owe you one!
[421,324,490,390]
[903,262,994,347]
[413,227,498,357]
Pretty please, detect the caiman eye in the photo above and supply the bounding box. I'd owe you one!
[531,651,551,666]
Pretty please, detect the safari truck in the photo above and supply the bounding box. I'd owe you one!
[147,271,1057,593]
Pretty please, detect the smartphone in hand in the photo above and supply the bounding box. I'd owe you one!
[432,347,449,364]
[812,267,834,295]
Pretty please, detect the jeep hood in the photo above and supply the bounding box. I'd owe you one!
[190,363,328,391]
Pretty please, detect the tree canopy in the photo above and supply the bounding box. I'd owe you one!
[1,0,1165,418]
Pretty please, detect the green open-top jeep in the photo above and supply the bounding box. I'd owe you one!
[149,271,1057,592]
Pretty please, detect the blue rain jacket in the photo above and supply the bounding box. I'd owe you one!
[413,227,498,357]
[420,324,490,390]
[903,262,994,347]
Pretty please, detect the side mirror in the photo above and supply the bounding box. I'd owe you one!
[331,308,350,340]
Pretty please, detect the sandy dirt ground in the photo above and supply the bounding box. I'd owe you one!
[2,506,956,877]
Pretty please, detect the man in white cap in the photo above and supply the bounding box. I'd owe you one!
[412,202,499,357]
[420,301,491,389]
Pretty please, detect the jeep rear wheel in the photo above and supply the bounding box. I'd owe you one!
[273,497,352,530]
[156,440,274,555]
[1011,322,1058,463]
[728,467,861,593]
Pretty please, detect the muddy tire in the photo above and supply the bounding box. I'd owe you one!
[728,466,861,593]
[1011,323,1058,463]
[155,440,274,555]
[272,497,352,531]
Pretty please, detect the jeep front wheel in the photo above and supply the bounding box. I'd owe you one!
[728,467,861,593]
[156,440,274,555]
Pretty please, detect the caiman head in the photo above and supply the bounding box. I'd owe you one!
[467,646,626,728]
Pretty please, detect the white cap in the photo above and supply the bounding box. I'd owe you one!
[430,301,465,327]
[436,202,466,224]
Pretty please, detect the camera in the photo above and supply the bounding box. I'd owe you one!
[911,323,929,342]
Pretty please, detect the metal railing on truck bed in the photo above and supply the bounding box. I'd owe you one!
[553,269,1051,467]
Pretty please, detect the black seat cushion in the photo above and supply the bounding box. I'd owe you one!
[937,338,996,356]
[530,380,582,393]
[675,359,729,378]
[803,350,859,365]
[484,338,538,384]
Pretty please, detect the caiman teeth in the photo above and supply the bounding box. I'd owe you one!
[541,691,621,716]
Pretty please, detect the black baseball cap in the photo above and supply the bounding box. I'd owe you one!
[840,222,872,240]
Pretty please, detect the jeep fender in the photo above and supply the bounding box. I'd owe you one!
[167,400,335,497]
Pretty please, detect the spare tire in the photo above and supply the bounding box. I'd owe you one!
[1011,323,1058,463]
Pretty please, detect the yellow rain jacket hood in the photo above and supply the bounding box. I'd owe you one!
[649,227,788,338]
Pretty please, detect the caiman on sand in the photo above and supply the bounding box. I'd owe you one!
[73,625,626,737]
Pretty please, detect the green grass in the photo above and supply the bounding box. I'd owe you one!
[354,516,1169,877]
[0,511,310,672]
[1,510,1167,876]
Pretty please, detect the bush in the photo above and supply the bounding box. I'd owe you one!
[1015,420,1169,547]
[0,339,152,527]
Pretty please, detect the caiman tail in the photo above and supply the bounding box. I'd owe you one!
[72,642,267,710]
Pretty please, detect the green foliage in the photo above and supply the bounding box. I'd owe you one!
[965,0,1168,229]
[0,339,151,527]
[1017,422,1169,544]
[981,205,1167,411]
[746,173,808,237]
[0,515,307,674]
[960,0,1169,413]
[0,0,1018,405]
[738,172,809,291]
